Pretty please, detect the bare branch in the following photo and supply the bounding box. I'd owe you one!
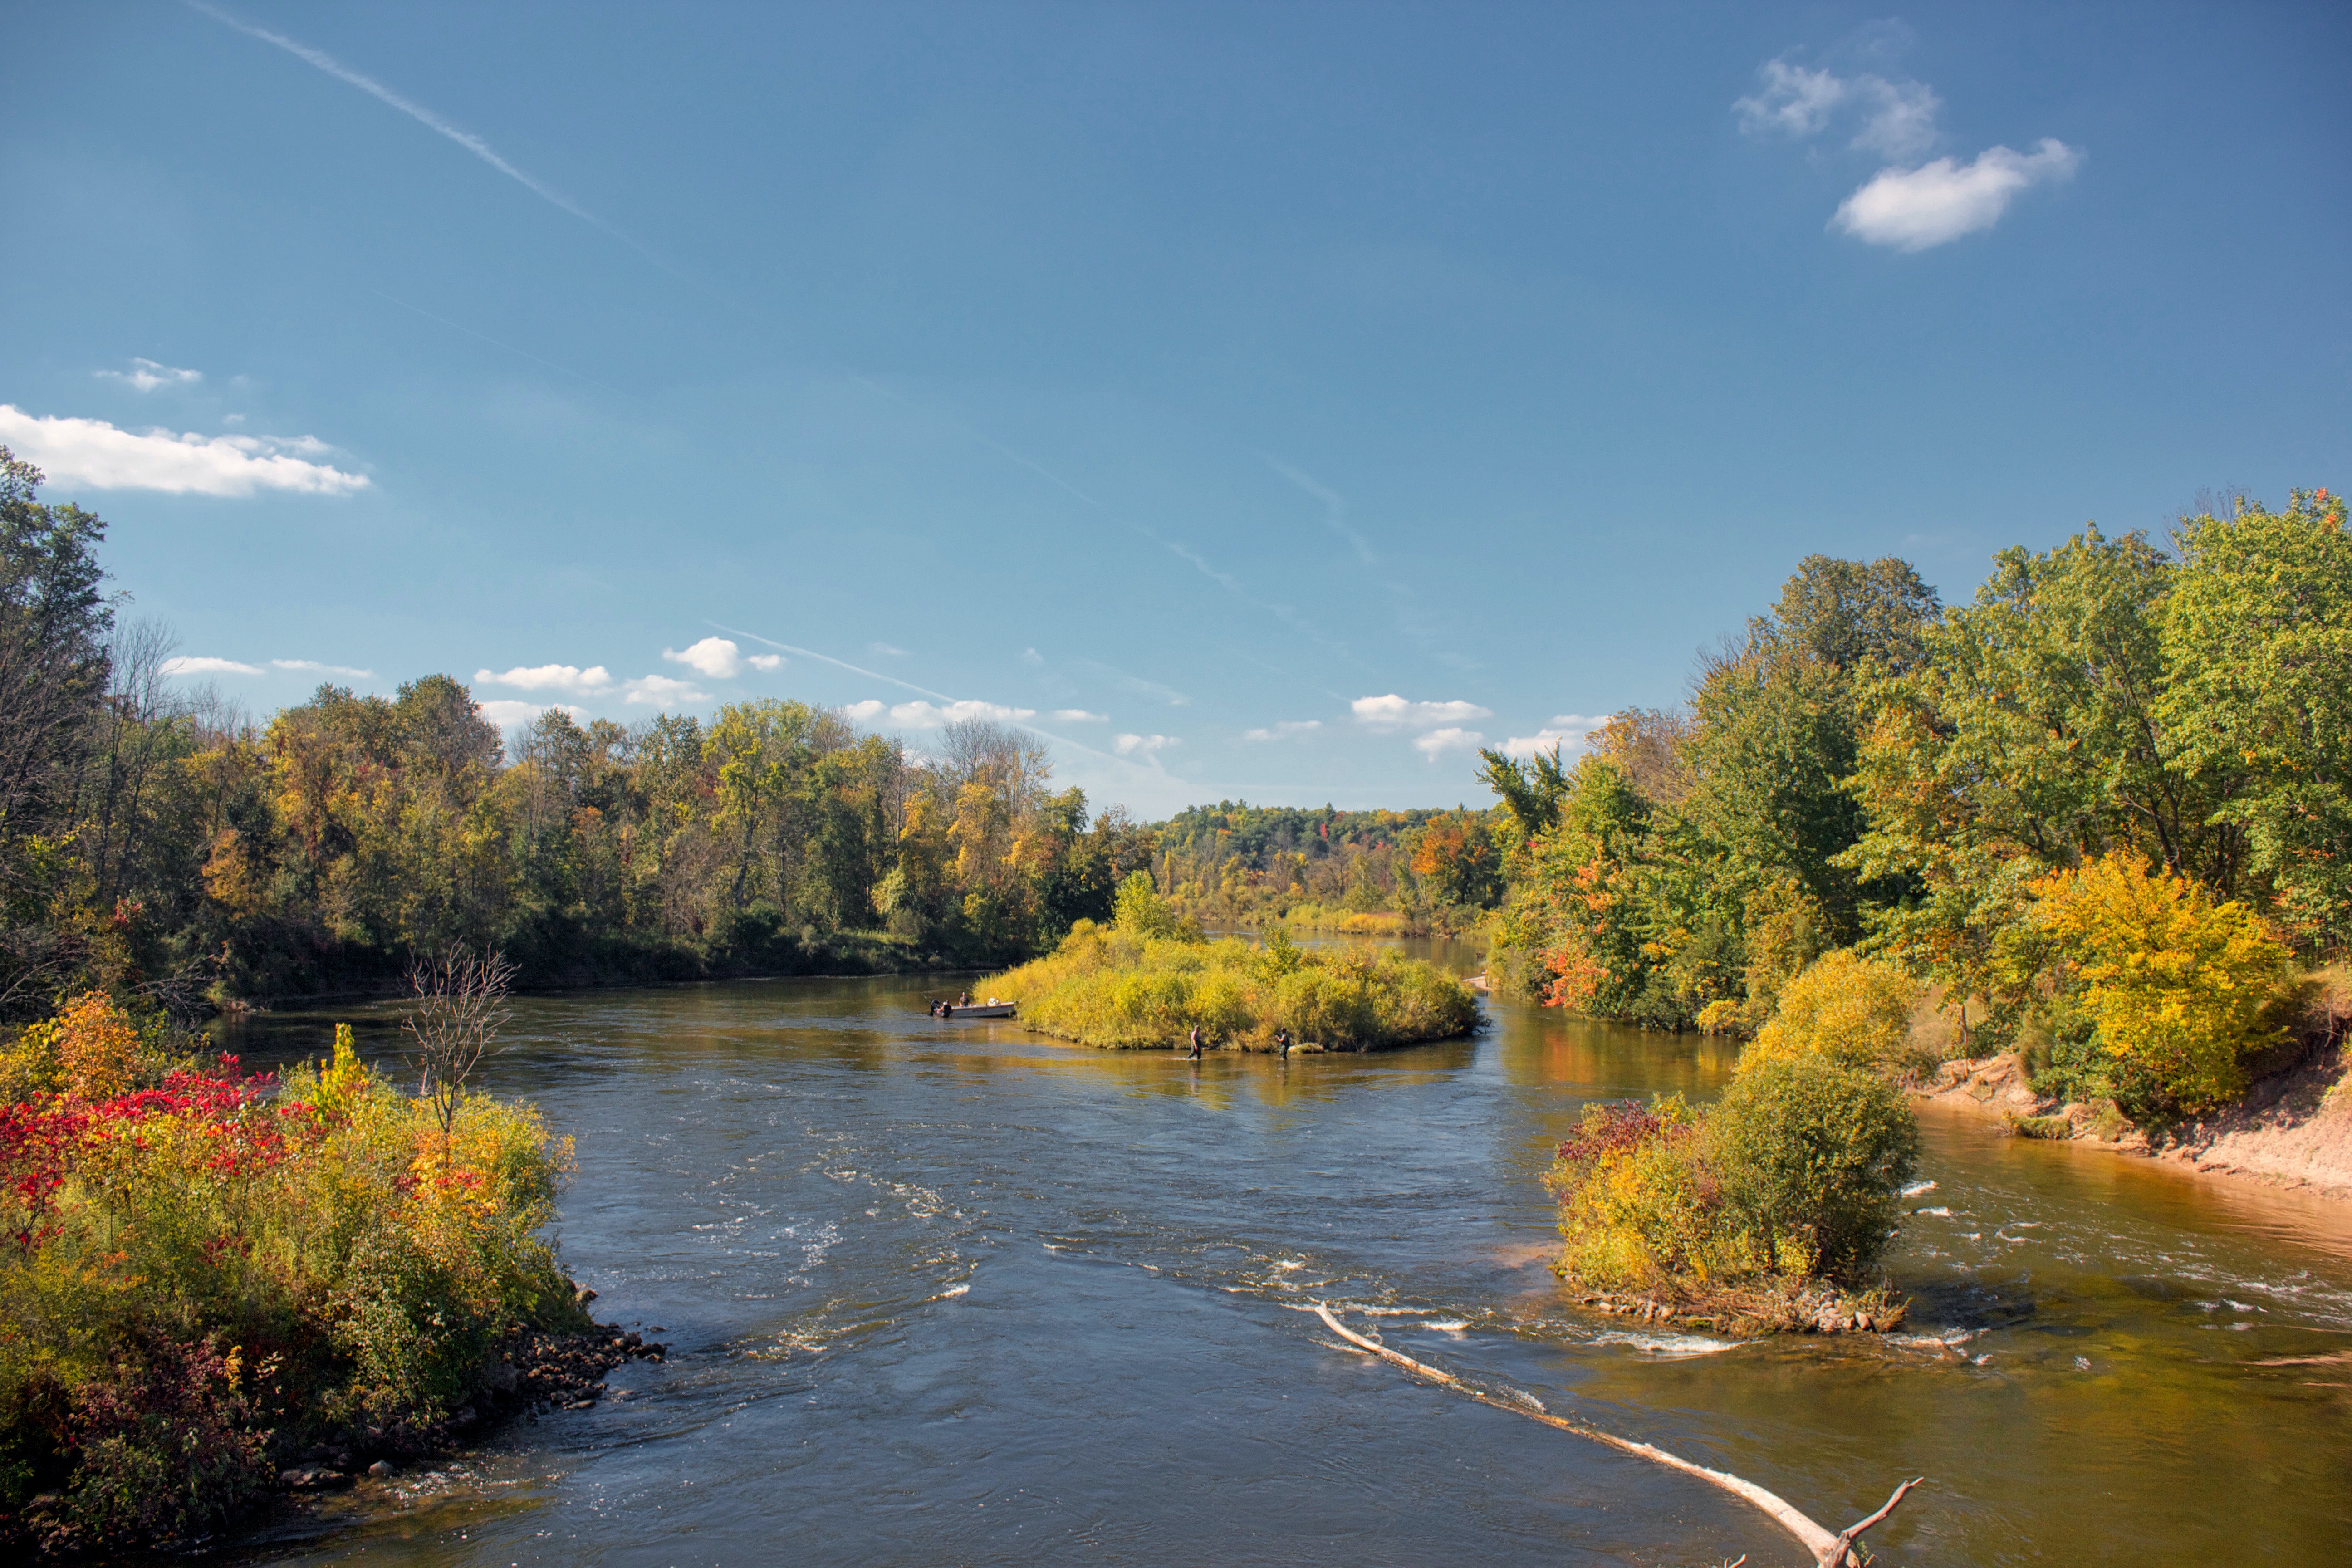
[401,946,515,1136]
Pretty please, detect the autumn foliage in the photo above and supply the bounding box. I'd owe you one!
[0,997,581,1552]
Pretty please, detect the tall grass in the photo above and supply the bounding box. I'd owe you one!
[0,995,583,1552]
[992,920,1480,1050]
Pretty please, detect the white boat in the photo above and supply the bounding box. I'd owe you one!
[931,1000,1015,1019]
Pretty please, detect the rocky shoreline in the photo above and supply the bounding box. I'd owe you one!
[270,1321,669,1495]
[1570,1283,1907,1338]
[11,1313,669,1558]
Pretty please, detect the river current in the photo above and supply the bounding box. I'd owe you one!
[216,941,2352,1565]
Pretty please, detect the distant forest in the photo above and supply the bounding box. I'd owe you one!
[0,447,1161,1013]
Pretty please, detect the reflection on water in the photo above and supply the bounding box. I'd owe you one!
[216,946,2352,1565]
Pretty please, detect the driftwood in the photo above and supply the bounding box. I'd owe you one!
[1309,1303,1922,1567]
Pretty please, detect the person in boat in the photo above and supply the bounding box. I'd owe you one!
[1186,1026,1203,1061]
[958,991,971,1007]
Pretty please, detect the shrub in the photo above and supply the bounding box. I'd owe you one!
[60,1335,274,1550]
[1744,949,1926,1077]
[0,999,583,1545]
[2028,851,2294,1116]
[1707,1054,1918,1280]
[1548,1099,1756,1292]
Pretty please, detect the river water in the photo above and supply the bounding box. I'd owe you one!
[217,941,2352,1565]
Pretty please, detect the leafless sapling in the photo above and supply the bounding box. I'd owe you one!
[402,946,516,1138]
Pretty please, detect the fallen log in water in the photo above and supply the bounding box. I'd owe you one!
[1309,1303,1921,1567]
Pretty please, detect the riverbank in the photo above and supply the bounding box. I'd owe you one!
[1919,1040,2352,1201]
[217,929,983,1014]
[7,1319,668,1558]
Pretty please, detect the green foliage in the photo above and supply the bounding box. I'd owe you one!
[1490,492,2352,1132]
[1707,1054,1920,1279]
[1113,869,1185,939]
[992,923,1479,1050]
[2159,489,2352,948]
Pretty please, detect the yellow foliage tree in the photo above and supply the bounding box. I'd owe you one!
[2028,851,2292,1114]
[1742,949,1924,1078]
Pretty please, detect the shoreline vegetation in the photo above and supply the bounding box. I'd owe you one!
[1480,490,2352,1315]
[0,980,636,1556]
[990,875,1480,1052]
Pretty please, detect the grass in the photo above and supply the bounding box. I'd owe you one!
[989,920,1480,1051]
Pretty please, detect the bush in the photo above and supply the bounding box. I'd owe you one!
[1744,949,1926,1077]
[0,999,583,1546]
[1707,1054,1919,1280]
[1549,1054,1917,1298]
[1548,1099,1757,1292]
[2027,851,2294,1117]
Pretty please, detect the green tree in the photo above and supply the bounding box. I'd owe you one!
[1842,525,2215,1034]
[2159,488,2352,947]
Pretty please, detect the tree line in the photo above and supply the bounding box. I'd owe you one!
[0,447,1153,1015]
[1152,800,1505,931]
[1483,486,2349,1120]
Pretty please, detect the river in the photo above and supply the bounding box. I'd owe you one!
[215,941,2352,1565]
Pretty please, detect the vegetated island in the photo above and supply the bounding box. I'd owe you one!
[990,874,1481,1052]
[0,966,647,1559]
[1544,953,1923,1335]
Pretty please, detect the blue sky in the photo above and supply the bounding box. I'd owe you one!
[4,2,2345,817]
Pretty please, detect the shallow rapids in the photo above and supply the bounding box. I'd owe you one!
[216,945,2352,1565]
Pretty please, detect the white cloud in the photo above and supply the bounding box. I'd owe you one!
[1051,709,1108,723]
[272,657,374,678]
[1019,647,1045,668]
[1735,59,1852,139]
[885,699,1037,728]
[1414,727,1485,759]
[1834,140,2082,251]
[96,358,202,392]
[1242,720,1322,741]
[1502,715,1606,759]
[0,406,371,496]
[475,663,615,694]
[1851,77,1941,159]
[1350,694,1494,732]
[1734,59,1940,159]
[624,674,707,706]
[843,699,887,721]
[870,642,910,657]
[748,653,783,672]
[663,636,744,679]
[1114,733,1181,758]
[161,655,261,677]
[479,699,587,728]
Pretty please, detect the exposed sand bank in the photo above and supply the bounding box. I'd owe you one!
[1918,1040,2352,1202]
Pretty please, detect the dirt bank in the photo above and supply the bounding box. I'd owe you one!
[1918,1042,2352,1202]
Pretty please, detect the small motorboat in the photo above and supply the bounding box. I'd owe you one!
[930,999,1016,1019]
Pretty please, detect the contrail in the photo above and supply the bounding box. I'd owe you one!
[186,2,602,226]
[187,0,721,297]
